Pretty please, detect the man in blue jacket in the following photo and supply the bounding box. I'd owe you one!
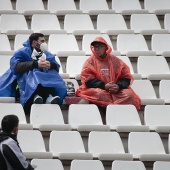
[0,33,66,114]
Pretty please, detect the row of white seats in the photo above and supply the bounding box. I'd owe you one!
[14,130,170,161]
[1,53,170,81]
[1,103,170,133]
[30,159,170,170]
[61,55,170,81]
[0,14,170,35]
[1,33,170,58]
[1,0,170,15]
[0,79,169,104]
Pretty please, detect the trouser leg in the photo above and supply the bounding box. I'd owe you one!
[23,84,55,114]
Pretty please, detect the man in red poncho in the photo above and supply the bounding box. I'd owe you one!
[76,37,141,110]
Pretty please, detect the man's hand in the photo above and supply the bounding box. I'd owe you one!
[105,82,119,94]
[105,82,113,91]
[38,60,51,70]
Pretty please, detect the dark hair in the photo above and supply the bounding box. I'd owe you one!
[1,115,19,133]
[29,33,44,45]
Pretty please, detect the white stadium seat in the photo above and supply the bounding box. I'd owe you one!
[48,34,85,57]
[0,14,33,35]
[169,134,170,154]
[16,0,50,15]
[112,160,146,170]
[55,56,64,73]
[137,56,170,80]
[71,160,105,170]
[159,80,170,103]
[31,14,66,35]
[66,55,90,80]
[106,105,149,132]
[80,0,115,15]
[64,14,100,35]
[14,34,30,51]
[151,34,170,57]
[128,132,170,161]
[68,104,110,132]
[144,0,170,15]
[131,80,165,105]
[117,34,156,57]
[144,105,170,133]
[130,14,168,35]
[49,131,93,160]
[55,56,69,79]
[30,104,71,131]
[116,56,142,79]
[153,161,170,170]
[0,0,17,14]
[47,0,82,15]
[88,131,133,161]
[164,14,170,33]
[0,103,32,130]
[0,55,12,76]
[0,34,14,55]
[18,130,52,159]
[97,14,134,35]
[112,0,148,15]
[31,159,64,170]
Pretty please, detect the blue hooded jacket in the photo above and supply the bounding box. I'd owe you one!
[0,39,66,106]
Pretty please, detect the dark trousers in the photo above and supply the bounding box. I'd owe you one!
[24,84,55,115]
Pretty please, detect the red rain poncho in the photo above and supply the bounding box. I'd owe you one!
[76,37,141,110]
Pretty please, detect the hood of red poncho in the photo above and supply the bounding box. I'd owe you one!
[90,37,112,60]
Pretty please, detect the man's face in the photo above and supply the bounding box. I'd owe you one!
[93,43,107,57]
[32,37,45,51]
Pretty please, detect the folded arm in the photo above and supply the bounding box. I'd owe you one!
[14,60,59,74]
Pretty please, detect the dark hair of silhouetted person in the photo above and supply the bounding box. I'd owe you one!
[1,115,19,133]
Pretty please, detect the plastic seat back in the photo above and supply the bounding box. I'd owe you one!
[112,160,146,170]
[31,159,64,170]
[14,34,30,51]
[71,160,105,170]
[66,56,89,79]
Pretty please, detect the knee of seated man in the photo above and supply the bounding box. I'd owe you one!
[121,89,134,99]
[98,90,112,102]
